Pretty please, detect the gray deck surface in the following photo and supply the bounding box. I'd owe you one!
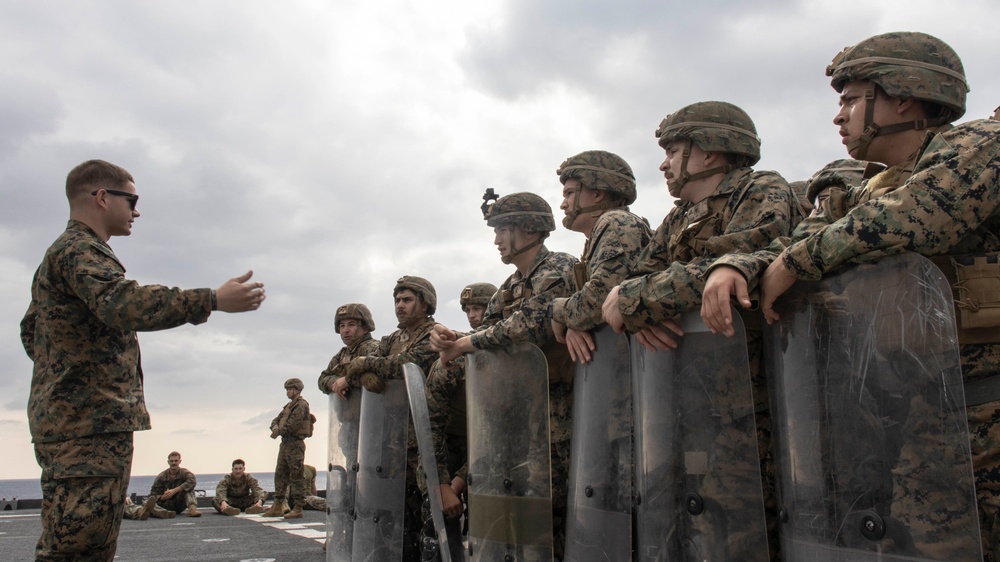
[0,507,328,561]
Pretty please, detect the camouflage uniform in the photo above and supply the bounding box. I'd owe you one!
[150,467,199,514]
[469,244,578,556]
[20,219,212,561]
[619,102,801,561]
[213,473,265,513]
[472,189,579,553]
[318,333,380,394]
[270,391,311,509]
[776,32,998,560]
[318,303,380,394]
[551,209,651,330]
[345,280,438,562]
[616,166,798,331]
[782,119,1000,559]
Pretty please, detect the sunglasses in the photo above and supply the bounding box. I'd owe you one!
[92,188,139,210]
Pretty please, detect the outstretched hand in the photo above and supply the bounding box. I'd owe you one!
[216,270,265,313]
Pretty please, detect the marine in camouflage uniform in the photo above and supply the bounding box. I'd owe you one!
[332,276,440,562]
[318,303,380,396]
[19,159,265,561]
[550,150,652,356]
[604,102,802,561]
[263,378,312,520]
[149,452,201,517]
[421,282,497,561]
[759,32,999,560]
[213,459,265,514]
[431,192,579,559]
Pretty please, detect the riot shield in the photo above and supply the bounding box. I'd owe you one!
[764,253,980,561]
[564,325,632,561]
[633,308,768,562]
[466,342,553,562]
[353,380,409,562]
[327,391,362,562]
[403,363,454,562]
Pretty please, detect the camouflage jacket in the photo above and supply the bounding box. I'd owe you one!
[618,168,797,332]
[471,246,579,350]
[425,358,472,485]
[271,395,311,439]
[20,220,212,443]
[151,467,197,495]
[550,209,652,331]
[317,333,380,394]
[215,473,265,503]
[470,246,578,445]
[783,121,1000,277]
[350,316,438,384]
[781,119,1000,380]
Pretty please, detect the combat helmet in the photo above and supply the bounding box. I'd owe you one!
[805,159,871,204]
[654,101,761,197]
[556,150,636,229]
[284,378,305,391]
[460,282,498,312]
[394,275,437,316]
[826,32,968,158]
[483,192,556,264]
[334,303,375,333]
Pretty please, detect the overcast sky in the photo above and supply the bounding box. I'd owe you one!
[1,0,997,481]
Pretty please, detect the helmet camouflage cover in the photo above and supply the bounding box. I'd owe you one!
[484,192,556,233]
[284,377,305,391]
[460,282,498,311]
[655,101,761,166]
[556,150,637,205]
[394,275,437,315]
[805,158,870,202]
[334,303,375,333]
[826,31,968,120]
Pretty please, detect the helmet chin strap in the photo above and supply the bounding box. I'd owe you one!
[561,188,617,230]
[502,226,542,264]
[848,86,949,160]
[668,140,734,198]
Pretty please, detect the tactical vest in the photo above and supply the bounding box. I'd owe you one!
[494,283,574,385]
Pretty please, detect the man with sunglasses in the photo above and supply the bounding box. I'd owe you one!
[20,159,267,561]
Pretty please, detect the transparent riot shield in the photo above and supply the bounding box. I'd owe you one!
[633,308,768,562]
[353,380,409,562]
[466,342,553,561]
[403,363,454,562]
[764,253,980,561]
[328,391,361,562]
[564,325,632,561]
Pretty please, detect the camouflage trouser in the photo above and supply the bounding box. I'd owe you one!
[212,494,259,513]
[156,489,198,513]
[274,437,306,504]
[970,400,1000,562]
[122,502,144,520]
[551,438,571,562]
[404,443,423,562]
[33,431,133,562]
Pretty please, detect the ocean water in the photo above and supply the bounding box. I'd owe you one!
[0,472,328,501]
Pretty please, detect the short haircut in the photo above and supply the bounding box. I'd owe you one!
[232,459,245,467]
[168,451,181,459]
[65,159,134,200]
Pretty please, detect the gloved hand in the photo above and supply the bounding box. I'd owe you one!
[270,427,280,439]
[360,372,385,393]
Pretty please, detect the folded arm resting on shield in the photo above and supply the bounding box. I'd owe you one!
[603,285,684,352]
